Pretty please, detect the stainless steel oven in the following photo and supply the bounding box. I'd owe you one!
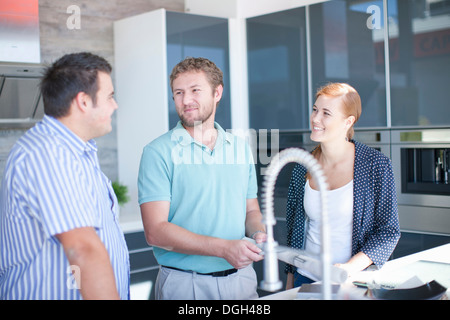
[391,128,450,235]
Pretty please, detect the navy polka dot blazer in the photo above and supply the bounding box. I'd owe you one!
[285,140,401,274]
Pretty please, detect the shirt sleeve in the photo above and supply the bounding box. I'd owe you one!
[360,158,401,267]
[24,144,100,239]
[138,144,172,204]
[246,143,258,199]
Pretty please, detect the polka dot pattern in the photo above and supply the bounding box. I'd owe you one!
[285,140,401,274]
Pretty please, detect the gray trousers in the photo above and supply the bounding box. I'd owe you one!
[155,265,259,300]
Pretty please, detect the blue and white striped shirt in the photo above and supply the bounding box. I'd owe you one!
[0,115,130,299]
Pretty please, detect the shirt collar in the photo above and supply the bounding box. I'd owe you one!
[172,121,231,147]
[42,115,97,154]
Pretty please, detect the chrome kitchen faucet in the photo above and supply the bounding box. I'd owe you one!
[259,147,336,300]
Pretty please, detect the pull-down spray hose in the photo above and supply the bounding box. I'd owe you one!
[260,147,332,300]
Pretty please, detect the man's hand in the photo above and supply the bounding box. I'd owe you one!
[141,201,265,270]
[222,239,263,269]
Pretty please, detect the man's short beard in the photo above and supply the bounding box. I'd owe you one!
[180,117,197,127]
[179,107,214,127]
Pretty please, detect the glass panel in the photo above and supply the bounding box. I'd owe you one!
[166,11,231,130]
[0,77,40,119]
[310,0,387,127]
[247,7,308,130]
[388,0,450,126]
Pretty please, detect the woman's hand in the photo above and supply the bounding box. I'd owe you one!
[334,252,373,276]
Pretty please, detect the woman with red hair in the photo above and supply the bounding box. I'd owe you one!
[285,83,401,288]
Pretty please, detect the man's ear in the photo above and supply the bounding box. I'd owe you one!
[214,84,223,104]
[73,92,93,113]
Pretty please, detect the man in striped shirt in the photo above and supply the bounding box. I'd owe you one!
[0,52,129,299]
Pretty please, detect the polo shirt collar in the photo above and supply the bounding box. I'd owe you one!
[172,121,231,148]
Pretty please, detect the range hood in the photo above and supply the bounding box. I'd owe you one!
[0,63,45,127]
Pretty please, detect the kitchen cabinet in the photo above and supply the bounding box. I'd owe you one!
[126,231,159,300]
[247,7,308,130]
[388,0,450,127]
[247,0,450,129]
[247,1,389,130]
[309,1,388,128]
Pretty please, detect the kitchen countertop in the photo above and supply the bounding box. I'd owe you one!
[259,243,450,300]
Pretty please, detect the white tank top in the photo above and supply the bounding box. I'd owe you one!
[301,179,353,281]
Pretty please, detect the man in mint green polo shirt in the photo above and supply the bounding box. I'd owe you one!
[138,57,267,300]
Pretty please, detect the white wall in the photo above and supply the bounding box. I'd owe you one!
[114,9,169,231]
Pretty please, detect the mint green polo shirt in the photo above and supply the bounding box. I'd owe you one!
[138,121,258,273]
